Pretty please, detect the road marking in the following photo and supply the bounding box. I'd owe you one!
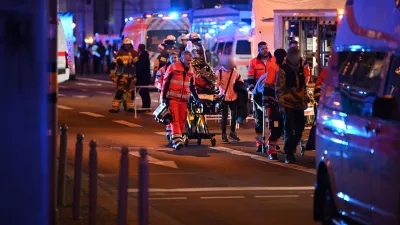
[58,105,73,110]
[310,195,314,197]
[97,91,113,95]
[76,82,102,86]
[154,132,166,136]
[73,95,89,98]
[149,197,187,200]
[58,94,66,97]
[112,120,142,128]
[254,195,299,198]
[77,77,113,84]
[79,112,105,117]
[129,151,178,169]
[200,196,245,199]
[80,89,88,91]
[127,186,315,193]
[211,147,316,175]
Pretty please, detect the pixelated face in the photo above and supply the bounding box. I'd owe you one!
[258,44,269,58]
[170,54,178,63]
[182,54,192,67]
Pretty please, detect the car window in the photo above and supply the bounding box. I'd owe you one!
[223,42,233,55]
[385,55,400,121]
[338,51,388,117]
[217,42,225,55]
[236,40,251,55]
[211,42,218,52]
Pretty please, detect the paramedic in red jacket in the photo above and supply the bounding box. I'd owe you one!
[161,51,200,150]
[155,52,179,145]
[247,41,276,90]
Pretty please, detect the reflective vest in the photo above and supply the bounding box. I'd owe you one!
[163,62,194,101]
[248,56,277,84]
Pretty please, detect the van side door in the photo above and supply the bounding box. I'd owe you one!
[337,51,389,224]
[370,55,400,225]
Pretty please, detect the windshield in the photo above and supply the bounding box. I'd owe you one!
[236,40,251,55]
[146,30,189,52]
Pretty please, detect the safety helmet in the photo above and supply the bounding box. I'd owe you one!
[122,37,132,45]
[164,35,176,46]
[181,34,189,40]
[189,32,201,41]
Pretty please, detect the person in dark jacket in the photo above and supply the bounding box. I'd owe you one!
[275,47,308,164]
[136,44,152,110]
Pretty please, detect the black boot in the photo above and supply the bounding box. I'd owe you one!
[222,134,229,143]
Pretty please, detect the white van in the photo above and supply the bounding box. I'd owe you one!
[313,0,400,224]
[211,23,252,81]
[57,17,70,84]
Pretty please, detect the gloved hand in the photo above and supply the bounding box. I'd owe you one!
[162,98,169,106]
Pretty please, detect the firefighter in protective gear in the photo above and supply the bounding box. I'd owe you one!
[160,51,200,150]
[179,34,189,54]
[248,41,276,91]
[153,35,176,77]
[252,50,281,159]
[155,52,179,145]
[109,37,139,113]
[188,32,207,63]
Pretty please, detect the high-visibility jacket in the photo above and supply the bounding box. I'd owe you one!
[247,55,277,86]
[155,63,171,90]
[161,62,196,101]
[216,67,243,102]
[314,67,326,102]
[110,46,139,77]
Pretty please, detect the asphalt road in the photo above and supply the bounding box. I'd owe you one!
[58,75,319,225]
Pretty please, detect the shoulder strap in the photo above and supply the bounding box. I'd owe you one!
[224,69,234,94]
[219,69,222,81]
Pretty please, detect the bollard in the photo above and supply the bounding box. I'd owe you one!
[72,133,84,220]
[117,146,129,225]
[89,140,98,225]
[57,125,68,206]
[138,148,149,225]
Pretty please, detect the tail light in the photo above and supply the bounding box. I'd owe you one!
[65,51,69,68]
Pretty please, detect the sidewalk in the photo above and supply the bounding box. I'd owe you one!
[58,162,138,225]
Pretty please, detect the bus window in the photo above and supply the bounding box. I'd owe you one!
[146,30,188,52]
[236,40,251,55]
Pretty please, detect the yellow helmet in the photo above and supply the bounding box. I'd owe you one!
[122,37,132,45]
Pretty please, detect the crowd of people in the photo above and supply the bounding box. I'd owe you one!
[107,32,315,164]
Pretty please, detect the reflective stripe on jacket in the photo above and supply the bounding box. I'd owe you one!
[155,64,169,90]
[161,62,195,101]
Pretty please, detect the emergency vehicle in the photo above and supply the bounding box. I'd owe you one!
[57,17,70,84]
[313,0,400,224]
[211,22,252,80]
[121,12,190,71]
[251,0,345,77]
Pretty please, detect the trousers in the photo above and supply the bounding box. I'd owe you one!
[282,107,305,156]
[169,99,188,145]
[111,76,136,111]
[221,100,238,135]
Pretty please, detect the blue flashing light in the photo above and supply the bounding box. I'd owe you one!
[227,20,233,24]
[129,17,133,21]
[158,14,163,18]
[243,26,250,32]
[208,29,215,34]
[169,12,179,19]
[125,18,128,22]
[349,45,362,51]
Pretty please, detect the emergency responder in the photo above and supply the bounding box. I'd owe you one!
[179,34,189,54]
[160,51,200,150]
[153,35,175,77]
[288,40,311,83]
[276,47,308,164]
[189,32,207,63]
[247,41,276,91]
[108,37,139,113]
[313,67,326,103]
[155,52,179,145]
[252,50,280,159]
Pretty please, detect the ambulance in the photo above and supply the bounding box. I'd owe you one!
[313,0,400,224]
[211,22,252,81]
[121,12,190,71]
[57,17,70,84]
